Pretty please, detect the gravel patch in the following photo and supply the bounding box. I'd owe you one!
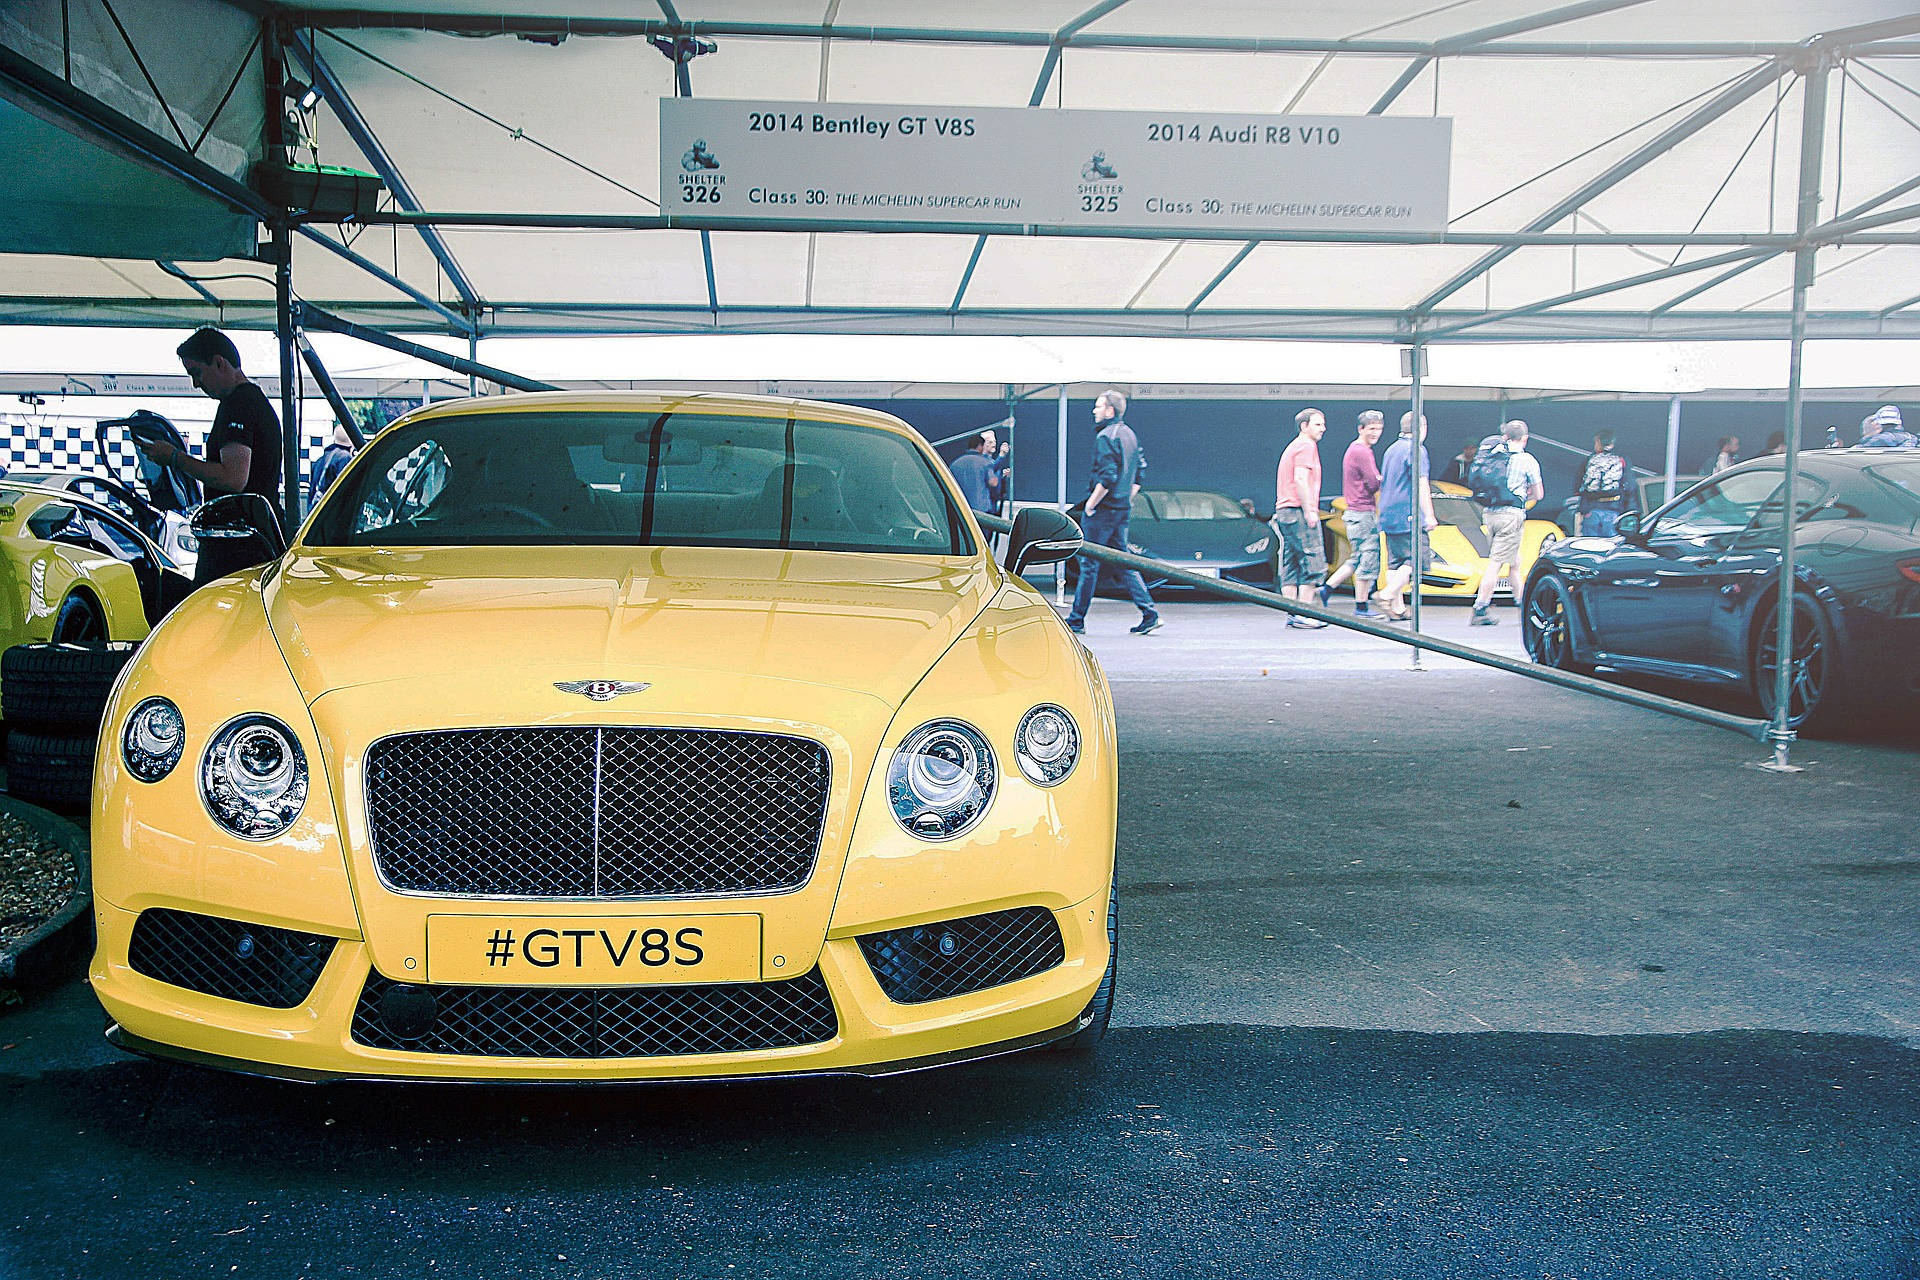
[0,808,79,948]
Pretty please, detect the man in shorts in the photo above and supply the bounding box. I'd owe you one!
[1272,407,1328,628]
[1470,419,1544,625]
[1318,410,1384,616]
[1373,411,1438,621]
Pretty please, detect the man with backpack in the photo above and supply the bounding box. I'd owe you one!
[1575,430,1632,537]
[1468,419,1543,626]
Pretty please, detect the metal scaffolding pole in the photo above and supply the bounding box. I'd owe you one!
[1766,55,1831,770]
[1664,396,1681,501]
[295,333,364,446]
[1407,342,1426,671]
[1056,385,1069,605]
[297,305,557,393]
[265,20,302,532]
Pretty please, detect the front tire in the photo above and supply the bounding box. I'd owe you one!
[1754,595,1850,736]
[51,593,106,643]
[1522,574,1589,674]
[1052,868,1117,1053]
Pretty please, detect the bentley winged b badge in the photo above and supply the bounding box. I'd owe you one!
[554,680,652,702]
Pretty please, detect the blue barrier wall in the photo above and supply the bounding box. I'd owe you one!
[862,395,1900,514]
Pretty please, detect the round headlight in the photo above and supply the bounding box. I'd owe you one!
[121,697,185,783]
[1015,704,1080,786]
[200,714,308,839]
[888,719,996,841]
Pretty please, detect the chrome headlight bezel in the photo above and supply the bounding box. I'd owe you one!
[121,696,186,783]
[887,718,996,841]
[1014,704,1081,787]
[199,713,309,840]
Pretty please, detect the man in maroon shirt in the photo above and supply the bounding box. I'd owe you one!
[1317,410,1385,617]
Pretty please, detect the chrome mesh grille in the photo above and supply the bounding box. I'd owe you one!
[858,907,1065,1004]
[365,728,830,898]
[351,968,838,1058]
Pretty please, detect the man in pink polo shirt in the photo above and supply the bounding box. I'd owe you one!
[1272,407,1328,628]
[1318,409,1385,617]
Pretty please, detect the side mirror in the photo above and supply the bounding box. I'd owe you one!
[1615,512,1643,540]
[191,493,286,549]
[189,494,288,587]
[1004,506,1082,575]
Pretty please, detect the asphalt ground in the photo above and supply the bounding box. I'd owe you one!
[5,598,1918,1279]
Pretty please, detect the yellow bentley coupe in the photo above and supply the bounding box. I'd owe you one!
[90,393,1116,1082]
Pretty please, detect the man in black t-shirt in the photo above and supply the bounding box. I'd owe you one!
[137,328,283,507]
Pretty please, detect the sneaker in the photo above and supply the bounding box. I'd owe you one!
[1129,612,1162,636]
[1065,620,1085,634]
[1287,616,1327,629]
[1470,606,1498,626]
[1314,584,1332,609]
[1354,603,1375,618]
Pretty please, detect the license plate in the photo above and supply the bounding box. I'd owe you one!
[427,914,761,985]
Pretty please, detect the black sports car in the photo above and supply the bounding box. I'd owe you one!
[1521,449,1920,733]
[1051,489,1277,593]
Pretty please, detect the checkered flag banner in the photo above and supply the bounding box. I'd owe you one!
[3,415,335,492]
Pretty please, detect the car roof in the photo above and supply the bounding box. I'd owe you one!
[385,390,924,445]
[0,481,157,534]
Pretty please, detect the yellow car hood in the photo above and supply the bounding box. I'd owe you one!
[264,544,995,711]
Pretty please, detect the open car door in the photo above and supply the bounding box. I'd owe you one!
[96,410,202,516]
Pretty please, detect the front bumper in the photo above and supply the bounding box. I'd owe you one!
[91,895,1108,1082]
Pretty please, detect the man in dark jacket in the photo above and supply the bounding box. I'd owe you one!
[1064,389,1159,636]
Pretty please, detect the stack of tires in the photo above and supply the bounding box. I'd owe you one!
[2,642,137,814]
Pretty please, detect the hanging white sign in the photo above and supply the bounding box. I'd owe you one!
[660,99,1451,234]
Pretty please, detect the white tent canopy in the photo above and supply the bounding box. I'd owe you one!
[3,0,1920,342]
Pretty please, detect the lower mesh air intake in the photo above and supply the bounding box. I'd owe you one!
[127,908,335,1008]
[351,969,838,1059]
[858,907,1065,1004]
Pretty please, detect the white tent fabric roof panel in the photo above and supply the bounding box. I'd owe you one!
[803,234,985,309]
[0,253,212,301]
[1116,241,1257,310]
[1199,243,1497,311]
[959,236,1208,309]
[1523,0,1918,43]
[306,31,670,212]
[434,229,712,304]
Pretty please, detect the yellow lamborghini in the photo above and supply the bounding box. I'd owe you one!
[90,392,1116,1082]
[1320,482,1561,601]
[0,482,188,654]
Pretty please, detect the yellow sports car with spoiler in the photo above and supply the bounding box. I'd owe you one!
[91,392,1115,1082]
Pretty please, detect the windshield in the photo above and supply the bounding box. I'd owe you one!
[1867,460,1920,506]
[1150,491,1248,521]
[310,410,975,555]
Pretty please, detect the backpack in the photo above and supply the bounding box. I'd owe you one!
[1578,451,1626,500]
[1467,435,1519,507]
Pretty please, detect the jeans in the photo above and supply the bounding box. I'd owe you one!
[1272,508,1327,588]
[1068,506,1155,624]
[1579,506,1621,538]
